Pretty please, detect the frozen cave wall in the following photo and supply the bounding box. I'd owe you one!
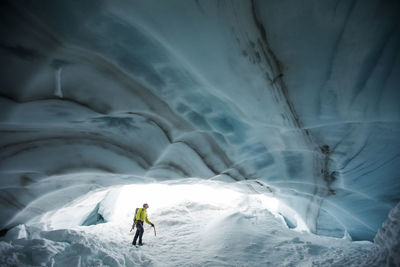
[0,0,399,241]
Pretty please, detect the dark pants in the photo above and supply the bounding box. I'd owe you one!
[132,221,144,245]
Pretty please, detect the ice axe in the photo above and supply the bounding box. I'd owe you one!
[130,221,136,232]
[152,225,157,236]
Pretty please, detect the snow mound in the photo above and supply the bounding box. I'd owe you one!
[0,180,375,266]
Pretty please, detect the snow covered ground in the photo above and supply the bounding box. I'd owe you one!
[0,177,375,267]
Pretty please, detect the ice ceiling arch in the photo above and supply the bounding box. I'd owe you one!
[0,0,399,242]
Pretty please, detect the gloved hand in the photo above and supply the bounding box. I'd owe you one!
[151,223,155,227]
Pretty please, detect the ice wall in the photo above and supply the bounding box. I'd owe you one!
[368,202,400,266]
[0,0,399,241]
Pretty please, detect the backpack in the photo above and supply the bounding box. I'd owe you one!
[130,208,140,232]
[133,208,139,224]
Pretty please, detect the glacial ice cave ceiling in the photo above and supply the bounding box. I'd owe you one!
[0,0,399,241]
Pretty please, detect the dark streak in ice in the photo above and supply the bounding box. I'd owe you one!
[0,136,152,170]
[151,162,191,178]
[125,111,173,143]
[317,0,356,114]
[48,164,116,175]
[0,43,44,61]
[0,189,25,210]
[354,152,400,180]
[175,141,218,175]
[0,94,107,115]
[351,23,399,105]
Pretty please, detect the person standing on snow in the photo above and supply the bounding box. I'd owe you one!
[132,203,154,246]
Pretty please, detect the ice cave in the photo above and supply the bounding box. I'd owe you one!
[0,0,399,266]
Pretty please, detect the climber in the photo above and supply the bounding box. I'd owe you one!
[132,203,155,246]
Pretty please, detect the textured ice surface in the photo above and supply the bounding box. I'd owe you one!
[0,0,399,264]
[368,202,400,266]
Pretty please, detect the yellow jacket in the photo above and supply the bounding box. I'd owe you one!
[136,208,152,225]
